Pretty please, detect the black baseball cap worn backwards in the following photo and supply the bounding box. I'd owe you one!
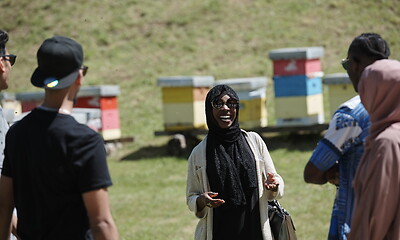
[31,36,83,89]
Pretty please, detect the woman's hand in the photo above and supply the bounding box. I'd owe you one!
[265,172,279,192]
[196,192,225,211]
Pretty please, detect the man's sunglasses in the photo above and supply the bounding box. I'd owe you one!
[341,58,350,71]
[0,54,17,66]
[81,65,89,76]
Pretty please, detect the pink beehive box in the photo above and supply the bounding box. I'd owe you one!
[15,85,121,141]
[269,47,324,76]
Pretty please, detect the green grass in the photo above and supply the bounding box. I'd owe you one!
[107,137,199,239]
[107,134,336,239]
[2,0,400,239]
[109,156,197,239]
[264,134,335,239]
[3,0,400,140]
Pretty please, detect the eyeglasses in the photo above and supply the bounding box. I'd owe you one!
[0,54,17,66]
[81,65,88,76]
[211,100,239,109]
[341,58,350,71]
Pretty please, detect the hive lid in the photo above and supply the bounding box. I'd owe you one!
[215,77,267,91]
[15,85,120,101]
[15,92,44,101]
[269,47,324,60]
[157,76,215,87]
[323,72,351,84]
[78,85,120,97]
[0,92,16,100]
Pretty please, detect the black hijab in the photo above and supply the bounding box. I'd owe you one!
[205,85,258,207]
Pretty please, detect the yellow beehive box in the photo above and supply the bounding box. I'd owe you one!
[162,101,206,131]
[215,77,268,129]
[238,89,267,129]
[157,76,215,131]
[323,73,357,117]
[161,86,210,103]
[274,93,324,119]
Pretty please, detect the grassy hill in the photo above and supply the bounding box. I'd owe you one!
[2,1,400,239]
[2,0,400,144]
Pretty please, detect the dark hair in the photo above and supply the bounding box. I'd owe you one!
[348,33,390,61]
[0,30,9,55]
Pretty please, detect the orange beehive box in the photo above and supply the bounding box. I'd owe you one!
[74,85,121,140]
[15,85,121,141]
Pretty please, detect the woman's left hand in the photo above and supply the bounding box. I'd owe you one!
[265,172,279,192]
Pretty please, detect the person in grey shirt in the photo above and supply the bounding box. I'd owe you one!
[0,29,17,240]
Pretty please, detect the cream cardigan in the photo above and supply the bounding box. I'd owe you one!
[186,130,284,240]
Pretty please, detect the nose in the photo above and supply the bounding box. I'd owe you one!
[221,103,230,110]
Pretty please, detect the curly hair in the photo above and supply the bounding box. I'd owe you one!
[349,33,390,61]
[0,30,9,55]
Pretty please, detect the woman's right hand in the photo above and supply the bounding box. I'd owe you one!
[196,192,225,211]
[265,172,279,192]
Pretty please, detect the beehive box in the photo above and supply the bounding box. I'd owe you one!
[273,75,323,97]
[15,85,121,141]
[215,77,268,129]
[0,92,22,125]
[74,85,121,141]
[157,76,214,131]
[268,47,324,76]
[274,93,324,119]
[15,91,44,113]
[323,73,357,116]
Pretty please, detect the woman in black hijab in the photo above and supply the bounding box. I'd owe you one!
[186,85,284,240]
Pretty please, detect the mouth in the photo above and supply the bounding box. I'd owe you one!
[219,114,233,122]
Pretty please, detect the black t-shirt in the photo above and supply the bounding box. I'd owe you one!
[2,108,113,240]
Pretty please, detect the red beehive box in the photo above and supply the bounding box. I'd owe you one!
[74,85,121,140]
[272,58,321,76]
[15,85,121,141]
[269,47,324,76]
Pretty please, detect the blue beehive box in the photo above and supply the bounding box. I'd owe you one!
[273,75,322,97]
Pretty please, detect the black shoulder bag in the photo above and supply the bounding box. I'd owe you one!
[268,200,297,240]
[245,132,297,240]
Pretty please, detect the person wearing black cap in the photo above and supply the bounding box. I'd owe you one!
[186,85,284,240]
[0,36,118,240]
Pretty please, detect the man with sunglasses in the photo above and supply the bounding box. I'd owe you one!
[0,36,118,240]
[0,31,16,90]
[0,29,16,100]
[0,29,18,240]
[303,33,390,240]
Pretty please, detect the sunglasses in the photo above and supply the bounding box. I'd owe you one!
[81,65,88,76]
[1,54,17,66]
[341,58,350,71]
[211,100,239,109]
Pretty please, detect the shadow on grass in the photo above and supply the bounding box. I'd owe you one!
[120,133,322,161]
[119,143,194,161]
[120,145,171,161]
[262,133,322,152]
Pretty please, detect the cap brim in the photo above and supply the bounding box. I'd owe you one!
[31,68,79,90]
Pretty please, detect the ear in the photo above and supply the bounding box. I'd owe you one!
[75,72,83,86]
[0,58,5,73]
